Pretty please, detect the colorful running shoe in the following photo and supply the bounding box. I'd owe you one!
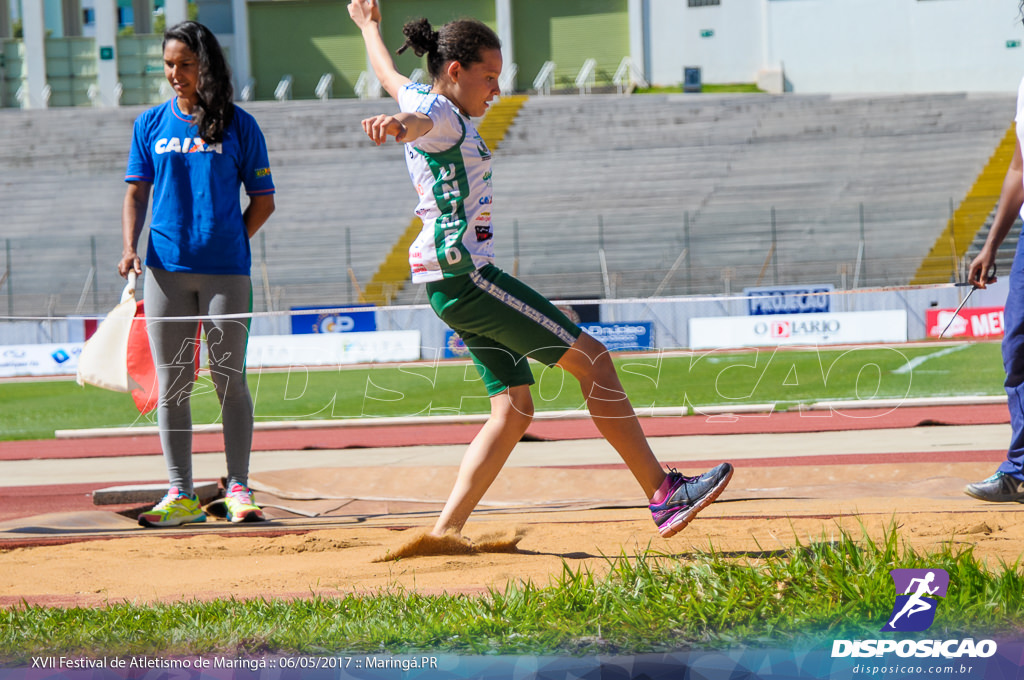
[650,463,733,538]
[137,487,207,528]
[223,483,266,523]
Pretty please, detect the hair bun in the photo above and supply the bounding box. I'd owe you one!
[398,18,439,57]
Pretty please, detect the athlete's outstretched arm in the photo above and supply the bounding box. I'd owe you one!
[348,0,410,101]
[362,112,433,145]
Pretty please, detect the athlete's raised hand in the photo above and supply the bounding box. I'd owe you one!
[347,0,381,29]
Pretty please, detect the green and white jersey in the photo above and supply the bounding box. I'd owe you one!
[398,83,495,283]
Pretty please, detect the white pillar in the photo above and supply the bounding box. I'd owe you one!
[93,0,119,106]
[230,0,251,93]
[627,0,645,79]
[22,0,48,108]
[760,0,772,67]
[164,0,187,29]
[495,0,512,68]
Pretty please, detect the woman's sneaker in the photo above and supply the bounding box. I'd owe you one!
[964,471,1024,503]
[223,483,266,523]
[650,463,733,538]
[137,487,207,528]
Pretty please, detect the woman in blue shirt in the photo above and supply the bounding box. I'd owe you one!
[118,21,275,527]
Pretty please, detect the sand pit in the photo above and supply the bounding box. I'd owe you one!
[2,460,1024,608]
[2,407,1023,608]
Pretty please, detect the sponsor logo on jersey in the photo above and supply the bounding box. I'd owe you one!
[154,137,222,155]
[474,225,492,241]
[255,167,271,178]
[474,134,491,160]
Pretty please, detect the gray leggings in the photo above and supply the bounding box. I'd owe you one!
[144,267,254,495]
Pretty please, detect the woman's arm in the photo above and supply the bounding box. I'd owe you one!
[348,0,410,101]
[244,194,276,239]
[969,137,1023,288]
[362,112,434,146]
[119,180,151,277]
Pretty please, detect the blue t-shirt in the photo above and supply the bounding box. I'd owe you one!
[125,99,275,275]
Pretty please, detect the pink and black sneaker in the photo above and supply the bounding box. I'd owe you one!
[650,463,733,538]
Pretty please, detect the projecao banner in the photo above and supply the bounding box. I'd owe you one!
[744,284,834,316]
[689,310,907,349]
[925,307,1005,339]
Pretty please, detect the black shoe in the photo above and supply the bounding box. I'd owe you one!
[964,472,1024,503]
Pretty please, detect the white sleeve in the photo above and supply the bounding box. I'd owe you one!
[398,84,465,154]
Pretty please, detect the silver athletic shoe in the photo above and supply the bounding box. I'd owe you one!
[964,471,1024,503]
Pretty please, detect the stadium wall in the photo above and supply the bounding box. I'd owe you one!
[646,0,1024,93]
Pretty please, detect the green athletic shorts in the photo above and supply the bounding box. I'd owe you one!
[426,264,582,396]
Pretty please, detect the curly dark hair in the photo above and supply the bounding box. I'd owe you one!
[397,17,501,81]
[163,21,234,144]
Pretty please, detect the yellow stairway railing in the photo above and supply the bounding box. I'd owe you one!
[911,124,1017,284]
[360,94,530,305]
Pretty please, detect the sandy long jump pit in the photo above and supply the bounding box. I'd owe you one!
[1,404,1023,607]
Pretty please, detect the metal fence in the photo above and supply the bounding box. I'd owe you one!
[0,197,1003,326]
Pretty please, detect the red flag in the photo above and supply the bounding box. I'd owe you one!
[126,301,202,415]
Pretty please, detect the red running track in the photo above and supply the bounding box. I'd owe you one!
[0,403,1009,462]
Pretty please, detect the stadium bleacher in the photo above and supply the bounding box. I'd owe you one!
[0,91,1015,318]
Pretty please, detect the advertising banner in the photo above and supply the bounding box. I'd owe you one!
[290,306,376,335]
[744,284,834,316]
[0,343,82,377]
[578,322,655,351]
[925,307,1004,339]
[443,330,472,359]
[246,331,420,368]
[689,310,907,349]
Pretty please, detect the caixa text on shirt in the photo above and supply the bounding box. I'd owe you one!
[745,284,834,316]
[154,137,223,155]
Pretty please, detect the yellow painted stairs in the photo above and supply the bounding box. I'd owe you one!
[359,94,530,305]
[911,124,1017,284]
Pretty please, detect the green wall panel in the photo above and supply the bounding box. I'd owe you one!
[44,38,96,106]
[248,0,494,100]
[379,0,495,81]
[118,35,165,106]
[248,1,366,100]
[512,0,627,91]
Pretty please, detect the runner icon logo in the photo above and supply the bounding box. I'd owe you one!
[881,568,949,632]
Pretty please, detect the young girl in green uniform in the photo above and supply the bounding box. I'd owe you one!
[349,0,732,540]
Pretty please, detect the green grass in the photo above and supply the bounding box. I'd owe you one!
[1,526,1021,660]
[0,342,1004,440]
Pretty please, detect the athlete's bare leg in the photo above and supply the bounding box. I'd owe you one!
[430,384,534,537]
[556,332,667,499]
